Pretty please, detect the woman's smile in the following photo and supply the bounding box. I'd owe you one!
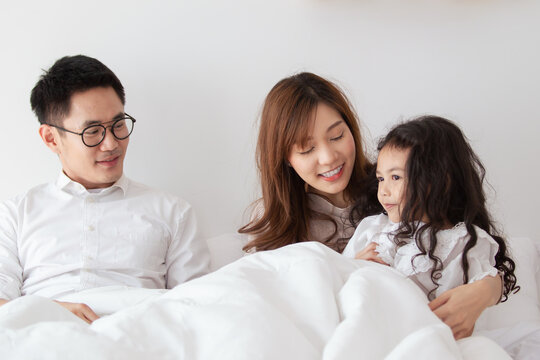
[319,164,344,181]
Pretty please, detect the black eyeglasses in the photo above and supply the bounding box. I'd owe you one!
[47,114,136,147]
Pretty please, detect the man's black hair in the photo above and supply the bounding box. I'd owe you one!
[30,55,125,125]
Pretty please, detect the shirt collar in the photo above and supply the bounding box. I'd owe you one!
[55,172,129,197]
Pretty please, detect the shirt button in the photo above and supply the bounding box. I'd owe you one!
[87,225,95,231]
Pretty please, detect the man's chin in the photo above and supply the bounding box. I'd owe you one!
[92,172,123,189]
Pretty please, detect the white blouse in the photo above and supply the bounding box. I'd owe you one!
[342,214,499,298]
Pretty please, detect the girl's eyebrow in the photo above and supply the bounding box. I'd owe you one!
[377,167,405,174]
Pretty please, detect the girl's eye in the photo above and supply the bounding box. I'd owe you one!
[330,132,344,141]
[376,176,384,182]
[392,175,401,180]
[299,147,315,155]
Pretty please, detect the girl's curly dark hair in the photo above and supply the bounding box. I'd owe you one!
[378,115,519,301]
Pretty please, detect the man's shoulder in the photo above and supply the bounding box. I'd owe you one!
[125,178,192,212]
[0,182,56,226]
[1,182,55,207]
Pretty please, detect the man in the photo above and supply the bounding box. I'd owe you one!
[0,55,209,323]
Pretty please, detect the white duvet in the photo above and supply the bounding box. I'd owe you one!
[0,242,510,359]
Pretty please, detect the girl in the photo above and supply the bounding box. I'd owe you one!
[239,73,506,338]
[343,115,519,303]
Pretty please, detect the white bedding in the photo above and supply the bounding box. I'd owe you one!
[0,242,510,359]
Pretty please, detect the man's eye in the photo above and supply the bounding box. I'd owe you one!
[114,120,126,129]
[85,128,101,136]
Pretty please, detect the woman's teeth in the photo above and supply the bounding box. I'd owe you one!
[321,165,343,178]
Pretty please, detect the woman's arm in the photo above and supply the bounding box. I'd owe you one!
[428,274,502,339]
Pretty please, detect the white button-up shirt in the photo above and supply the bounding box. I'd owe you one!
[0,173,209,300]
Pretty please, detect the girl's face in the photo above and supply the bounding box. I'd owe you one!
[288,102,356,208]
[376,145,410,223]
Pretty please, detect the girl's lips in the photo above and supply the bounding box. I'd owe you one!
[384,204,395,210]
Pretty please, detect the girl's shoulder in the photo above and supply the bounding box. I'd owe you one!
[429,223,499,264]
[439,223,498,246]
[350,213,397,241]
[356,213,393,230]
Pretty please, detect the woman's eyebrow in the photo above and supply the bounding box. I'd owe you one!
[326,120,344,132]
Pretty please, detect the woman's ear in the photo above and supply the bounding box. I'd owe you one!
[39,124,60,154]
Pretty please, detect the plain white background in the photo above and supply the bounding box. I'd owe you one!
[0,0,538,243]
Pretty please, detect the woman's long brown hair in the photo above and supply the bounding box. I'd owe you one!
[239,72,380,252]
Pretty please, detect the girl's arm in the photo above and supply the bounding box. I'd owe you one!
[428,274,502,339]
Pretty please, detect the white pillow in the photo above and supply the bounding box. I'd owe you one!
[475,237,540,331]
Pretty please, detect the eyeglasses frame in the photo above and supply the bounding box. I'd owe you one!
[46,113,136,147]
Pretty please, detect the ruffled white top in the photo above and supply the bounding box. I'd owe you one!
[342,214,499,299]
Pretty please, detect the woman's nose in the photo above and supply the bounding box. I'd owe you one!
[318,144,338,165]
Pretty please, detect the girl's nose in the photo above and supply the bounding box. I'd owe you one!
[379,181,390,196]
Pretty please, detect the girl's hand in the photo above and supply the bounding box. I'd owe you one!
[429,275,502,339]
[354,242,389,265]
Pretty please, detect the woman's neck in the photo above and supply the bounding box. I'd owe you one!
[308,187,350,209]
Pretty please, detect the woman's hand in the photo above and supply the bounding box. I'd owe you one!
[355,243,389,265]
[429,275,502,339]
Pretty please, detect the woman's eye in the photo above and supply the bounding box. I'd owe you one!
[376,176,384,182]
[299,147,315,155]
[392,175,401,180]
[330,132,344,141]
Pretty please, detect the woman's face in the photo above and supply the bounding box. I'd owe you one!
[288,102,356,208]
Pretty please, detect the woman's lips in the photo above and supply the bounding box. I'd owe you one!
[319,164,344,182]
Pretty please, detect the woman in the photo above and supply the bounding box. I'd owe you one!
[239,72,504,339]
[240,72,380,253]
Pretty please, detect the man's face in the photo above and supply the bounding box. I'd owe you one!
[50,86,129,189]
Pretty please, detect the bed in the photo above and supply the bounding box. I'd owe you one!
[0,236,538,359]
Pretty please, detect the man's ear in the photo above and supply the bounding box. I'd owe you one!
[39,124,60,154]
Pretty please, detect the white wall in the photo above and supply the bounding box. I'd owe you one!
[1,0,538,242]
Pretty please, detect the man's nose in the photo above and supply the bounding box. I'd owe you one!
[99,127,119,151]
